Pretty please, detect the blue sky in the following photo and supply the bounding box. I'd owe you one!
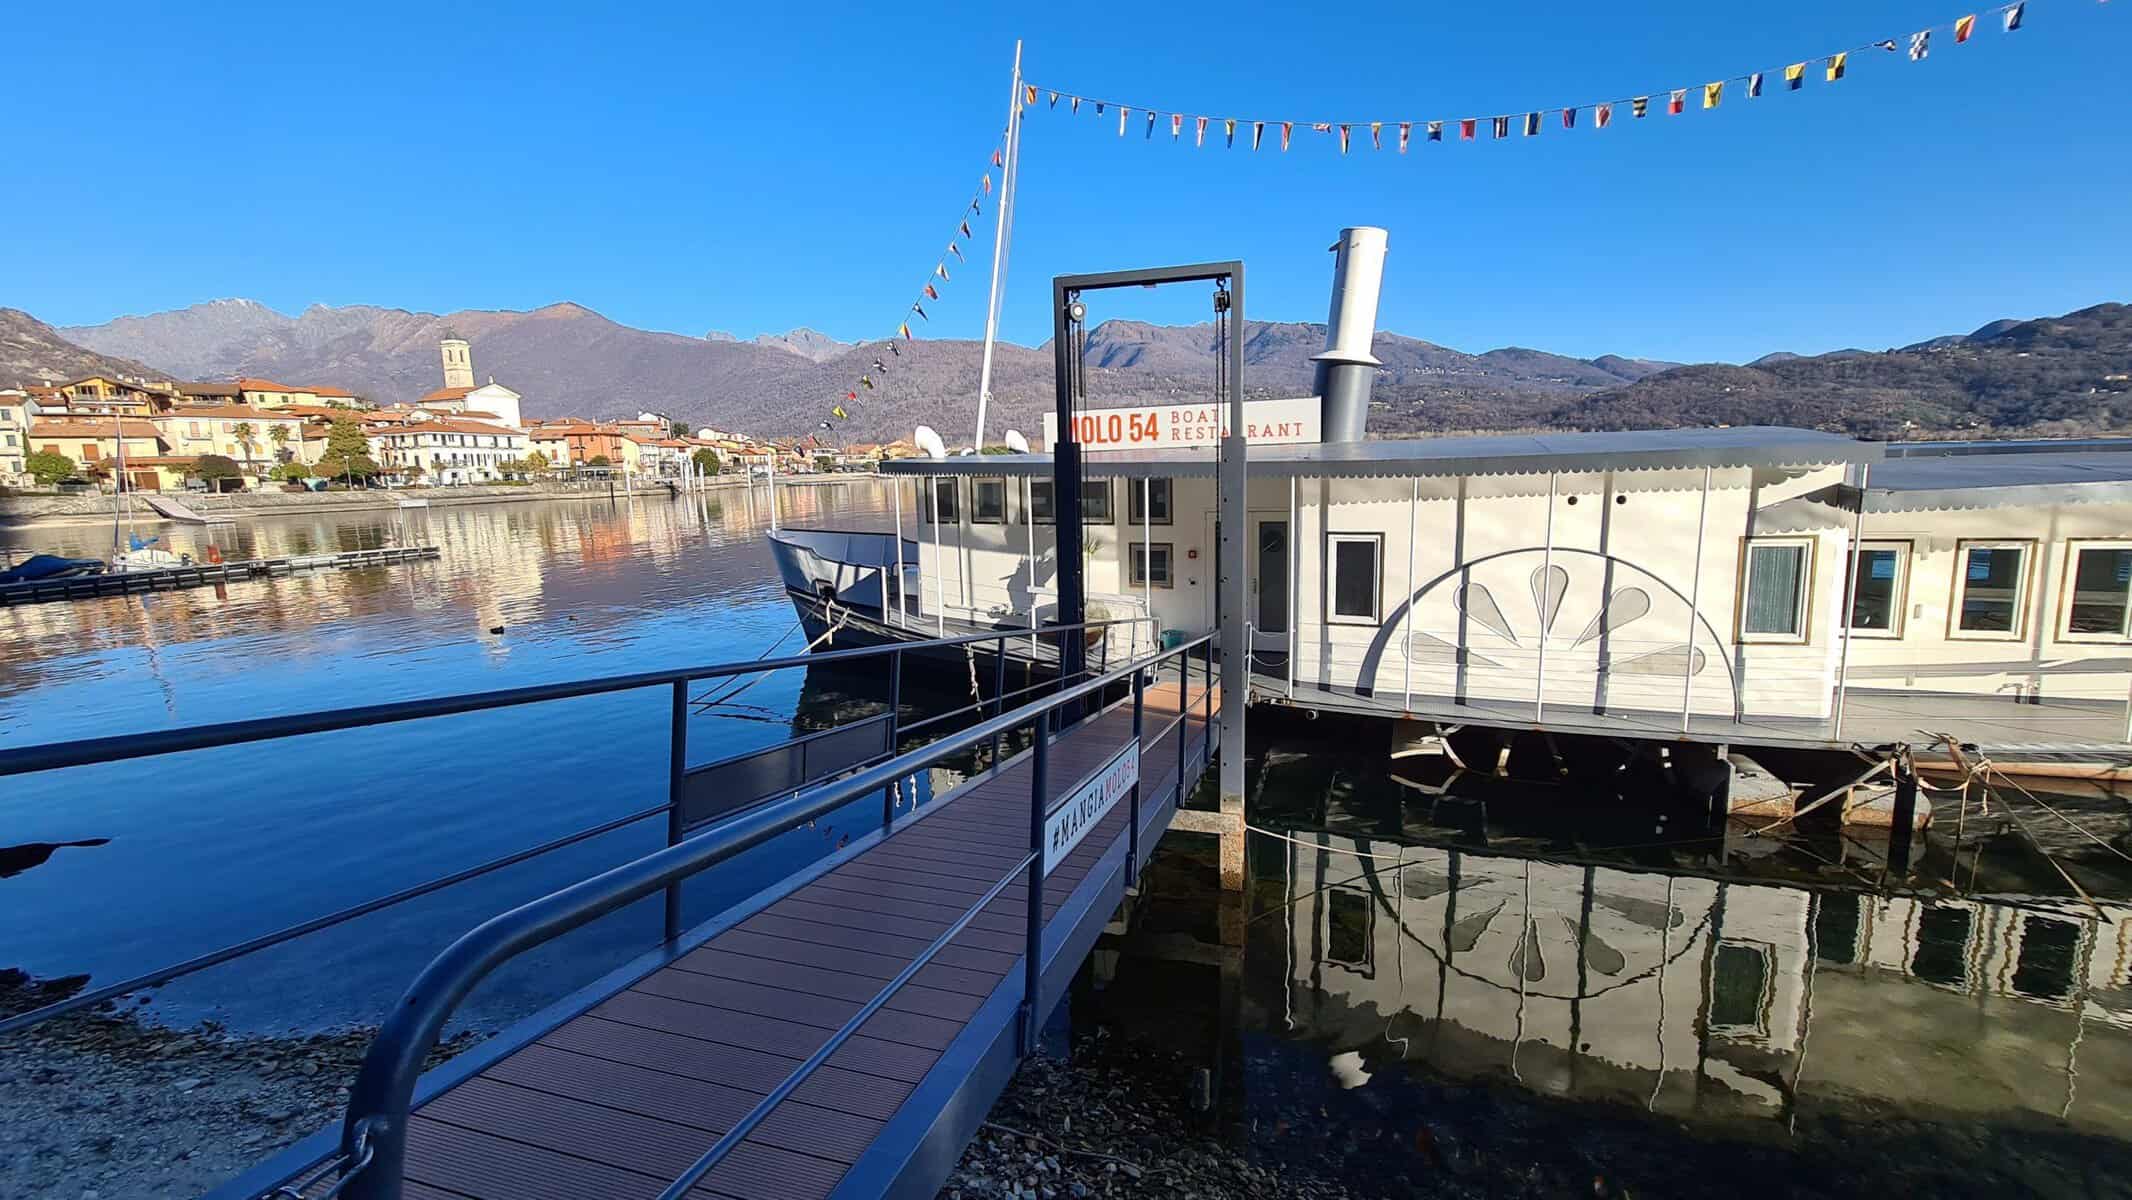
[5,0,2126,363]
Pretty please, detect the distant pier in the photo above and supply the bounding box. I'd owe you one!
[0,545,441,606]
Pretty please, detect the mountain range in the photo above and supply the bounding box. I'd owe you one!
[6,297,2126,442]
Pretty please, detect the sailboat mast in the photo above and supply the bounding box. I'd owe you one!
[112,410,127,556]
[972,39,1023,453]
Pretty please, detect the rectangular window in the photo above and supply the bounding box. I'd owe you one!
[1127,478,1173,525]
[1741,539,1811,641]
[1024,481,1055,524]
[1328,534,1381,623]
[971,478,1006,523]
[83,444,99,460]
[2065,544,2132,638]
[1081,480,1113,523]
[1848,542,1908,636]
[928,477,960,524]
[1954,541,2031,637]
[1128,541,1174,588]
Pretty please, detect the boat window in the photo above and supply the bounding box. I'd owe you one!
[1708,942,1773,1035]
[1129,542,1174,588]
[1127,478,1173,525]
[1740,538,1811,641]
[1328,533,1381,623]
[2064,543,2132,639]
[971,478,1006,524]
[1025,481,1055,524]
[1082,480,1114,523]
[928,477,960,525]
[1847,542,1909,636]
[1953,540,2031,637]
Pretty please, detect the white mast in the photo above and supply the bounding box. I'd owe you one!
[973,39,1023,453]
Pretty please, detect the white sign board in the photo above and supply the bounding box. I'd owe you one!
[1041,397,1320,452]
[1043,741,1139,873]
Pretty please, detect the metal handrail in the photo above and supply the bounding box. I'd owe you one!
[0,616,1148,778]
[0,618,1150,1041]
[334,632,1215,1200]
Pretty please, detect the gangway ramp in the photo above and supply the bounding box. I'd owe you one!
[139,493,235,524]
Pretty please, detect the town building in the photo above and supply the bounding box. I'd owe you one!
[367,413,530,486]
[26,418,169,490]
[151,405,312,476]
[0,389,28,482]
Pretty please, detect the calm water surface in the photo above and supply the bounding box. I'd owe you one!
[0,481,902,1035]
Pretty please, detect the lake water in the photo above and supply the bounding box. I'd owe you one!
[0,482,915,1037]
[1084,715,2132,1196]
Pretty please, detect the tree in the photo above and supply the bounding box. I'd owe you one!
[525,450,551,473]
[315,416,380,486]
[193,454,243,490]
[268,424,291,461]
[271,461,312,482]
[813,452,836,473]
[587,454,611,468]
[231,422,257,469]
[26,451,76,486]
[980,444,1017,455]
[401,462,425,481]
[691,448,721,476]
[671,422,692,438]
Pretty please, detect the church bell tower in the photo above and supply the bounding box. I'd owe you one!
[440,333,475,390]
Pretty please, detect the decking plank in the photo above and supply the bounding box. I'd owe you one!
[383,688,1209,1200]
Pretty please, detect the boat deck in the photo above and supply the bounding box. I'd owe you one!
[315,680,1215,1200]
[1252,674,2132,764]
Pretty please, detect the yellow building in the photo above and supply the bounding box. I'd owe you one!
[153,406,310,476]
[48,376,170,416]
[27,419,169,490]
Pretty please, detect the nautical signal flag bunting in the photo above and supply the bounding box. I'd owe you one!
[1023,0,2082,158]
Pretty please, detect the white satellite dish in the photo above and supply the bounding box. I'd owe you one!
[1004,429,1031,454]
[914,425,948,460]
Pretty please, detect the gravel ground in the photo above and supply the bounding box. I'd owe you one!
[941,1033,1365,1200]
[0,973,471,1200]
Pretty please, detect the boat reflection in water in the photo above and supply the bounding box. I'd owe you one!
[1258,835,2132,1135]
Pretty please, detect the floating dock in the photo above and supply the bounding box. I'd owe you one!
[0,546,441,606]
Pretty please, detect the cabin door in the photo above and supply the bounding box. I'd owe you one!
[1253,517,1291,678]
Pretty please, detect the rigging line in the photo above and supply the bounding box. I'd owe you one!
[692,608,848,714]
[689,617,802,708]
[1990,772,2108,921]
[1984,762,2132,867]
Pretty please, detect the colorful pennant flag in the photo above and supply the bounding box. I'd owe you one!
[1427,120,1443,142]
[1522,111,1540,136]
[1748,71,1764,97]
[1876,38,1901,52]
[1459,118,1476,140]
[1632,96,1650,118]
[1145,110,1156,138]
[1252,121,1265,150]
[1827,52,1847,81]
[1024,84,1037,106]
[1910,30,1931,59]
[1595,103,1612,128]
[991,148,1003,168]
[1561,107,1576,129]
[1281,121,1293,150]
[935,263,950,280]
[1398,121,1412,151]
[1955,13,1977,40]
[833,405,849,420]
[898,322,911,340]
[1492,115,1509,138]
[871,359,886,373]
[1049,91,1060,107]
[1196,116,1208,146]
[1370,122,1383,150]
[1667,89,1686,115]
[1703,81,1723,109]
[1118,106,1129,135]
[1785,62,1807,89]
[923,283,939,300]
[1338,124,1352,153]
[1070,96,1081,114]
[1225,118,1236,147]
[860,375,874,389]
[911,303,927,321]
[2004,2,2024,31]
[981,173,992,195]
[1171,112,1183,139]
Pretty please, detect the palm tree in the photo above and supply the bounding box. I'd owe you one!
[268,423,290,462]
[232,421,257,477]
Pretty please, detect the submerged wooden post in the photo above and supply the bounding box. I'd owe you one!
[1888,748,1919,873]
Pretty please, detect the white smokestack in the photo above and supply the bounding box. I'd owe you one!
[1311,226,1389,443]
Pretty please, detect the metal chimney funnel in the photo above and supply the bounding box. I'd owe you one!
[1311,226,1388,444]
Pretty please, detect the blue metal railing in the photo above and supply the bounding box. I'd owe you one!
[335,631,1217,1200]
[0,617,1148,1041]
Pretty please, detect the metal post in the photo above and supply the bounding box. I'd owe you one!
[665,680,687,942]
[1129,670,1145,885]
[929,476,947,636]
[1177,647,1189,793]
[1889,750,1918,873]
[973,40,1023,452]
[1020,712,1048,1052]
[1025,477,1040,654]
[1831,463,1870,740]
[1404,477,1417,711]
[883,650,903,827]
[1535,473,1557,723]
[992,634,1008,768]
[1216,271,1248,895]
[892,477,907,629]
[1141,477,1154,635]
[1288,475,1299,700]
[1681,467,1712,733]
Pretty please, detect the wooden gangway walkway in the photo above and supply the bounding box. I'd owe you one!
[286,677,1216,1200]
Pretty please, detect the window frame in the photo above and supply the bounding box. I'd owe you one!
[2058,539,2132,643]
[1023,480,1055,525]
[1325,532,1384,626]
[1128,540,1175,589]
[926,476,960,525]
[1845,539,1911,640]
[970,477,1007,525]
[1126,477,1174,526]
[1949,538,2035,642]
[1735,536,1816,645]
[1080,479,1114,524]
